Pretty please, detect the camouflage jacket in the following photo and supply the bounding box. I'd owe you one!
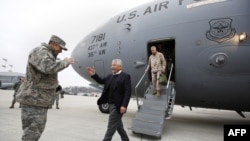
[16,43,70,107]
[147,52,167,73]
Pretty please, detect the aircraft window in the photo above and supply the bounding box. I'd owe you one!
[0,76,12,83]
[11,76,19,82]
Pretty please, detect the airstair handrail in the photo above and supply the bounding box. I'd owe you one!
[167,63,174,88]
[135,71,147,109]
[135,63,173,109]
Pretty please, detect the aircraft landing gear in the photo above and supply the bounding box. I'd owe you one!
[98,103,110,113]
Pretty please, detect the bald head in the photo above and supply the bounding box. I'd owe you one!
[150,46,157,55]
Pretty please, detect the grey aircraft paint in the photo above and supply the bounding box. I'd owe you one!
[71,0,250,113]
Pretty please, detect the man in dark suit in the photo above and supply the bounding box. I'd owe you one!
[86,59,131,141]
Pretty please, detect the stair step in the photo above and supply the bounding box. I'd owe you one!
[130,119,163,138]
[140,104,166,111]
[135,112,165,124]
[145,94,168,101]
[143,99,167,107]
[138,107,166,116]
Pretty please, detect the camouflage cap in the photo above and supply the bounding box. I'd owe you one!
[49,35,68,51]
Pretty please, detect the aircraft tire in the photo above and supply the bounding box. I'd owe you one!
[98,103,110,113]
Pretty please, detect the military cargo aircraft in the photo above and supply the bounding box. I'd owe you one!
[0,72,25,90]
[71,0,250,119]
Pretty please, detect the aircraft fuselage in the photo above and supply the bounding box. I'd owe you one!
[72,0,250,112]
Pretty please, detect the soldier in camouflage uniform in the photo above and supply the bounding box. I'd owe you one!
[54,84,62,109]
[16,35,74,141]
[145,46,166,96]
[9,77,24,108]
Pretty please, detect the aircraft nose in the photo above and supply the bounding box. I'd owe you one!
[71,43,86,78]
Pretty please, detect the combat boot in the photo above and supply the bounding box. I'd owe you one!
[9,100,15,108]
[156,90,161,96]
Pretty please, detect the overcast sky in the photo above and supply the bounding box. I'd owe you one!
[0,0,152,87]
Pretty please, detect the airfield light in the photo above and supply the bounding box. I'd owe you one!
[239,32,247,41]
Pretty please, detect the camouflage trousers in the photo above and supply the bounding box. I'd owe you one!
[151,71,161,91]
[21,104,48,141]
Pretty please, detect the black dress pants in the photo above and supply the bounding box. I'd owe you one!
[102,104,129,141]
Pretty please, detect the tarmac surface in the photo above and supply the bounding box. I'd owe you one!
[0,89,249,141]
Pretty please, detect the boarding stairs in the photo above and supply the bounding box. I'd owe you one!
[130,64,176,139]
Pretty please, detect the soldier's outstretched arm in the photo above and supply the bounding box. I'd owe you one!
[29,48,74,74]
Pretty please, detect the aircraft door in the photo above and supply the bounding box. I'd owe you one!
[147,39,175,81]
